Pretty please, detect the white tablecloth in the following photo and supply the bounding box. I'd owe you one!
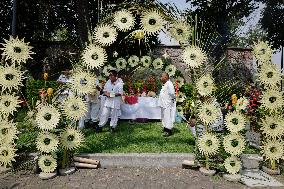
[120,97,161,119]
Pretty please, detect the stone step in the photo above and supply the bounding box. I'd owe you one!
[76,153,195,168]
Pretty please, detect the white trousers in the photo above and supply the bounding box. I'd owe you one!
[98,106,119,128]
[161,106,175,130]
[86,102,100,122]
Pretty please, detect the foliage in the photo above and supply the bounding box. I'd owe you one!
[0,0,12,40]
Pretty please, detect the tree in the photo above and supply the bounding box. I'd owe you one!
[0,0,12,40]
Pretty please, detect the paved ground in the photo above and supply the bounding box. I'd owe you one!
[0,167,268,189]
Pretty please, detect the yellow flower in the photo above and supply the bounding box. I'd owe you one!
[165,65,176,77]
[47,88,54,96]
[61,96,87,121]
[260,89,284,113]
[223,133,246,156]
[253,41,272,64]
[0,64,25,93]
[60,126,84,150]
[0,94,21,116]
[35,104,61,131]
[262,139,284,162]
[152,58,164,69]
[128,55,140,67]
[82,44,107,69]
[38,155,57,173]
[224,156,242,175]
[93,24,118,46]
[133,30,146,40]
[196,74,215,96]
[36,131,59,153]
[0,145,17,168]
[1,36,34,64]
[43,72,48,81]
[182,46,207,68]
[198,132,220,156]
[169,21,191,42]
[224,111,246,133]
[0,120,19,145]
[70,70,97,95]
[260,116,284,140]
[113,10,135,32]
[140,10,165,35]
[257,62,282,90]
[198,102,221,126]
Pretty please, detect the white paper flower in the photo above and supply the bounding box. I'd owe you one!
[177,92,186,103]
[224,111,246,133]
[260,90,284,112]
[165,65,176,77]
[198,132,220,156]
[140,10,165,35]
[35,104,61,131]
[93,24,118,46]
[169,21,191,42]
[257,63,282,89]
[1,36,34,64]
[0,94,21,116]
[82,44,107,69]
[176,105,184,116]
[70,70,97,95]
[102,65,115,77]
[0,64,25,93]
[128,55,139,67]
[0,120,18,145]
[116,58,127,70]
[38,155,57,173]
[182,46,207,68]
[235,97,249,112]
[198,102,221,126]
[61,96,87,121]
[36,131,59,153]
[224,156,242,175]
[223,133,246,156]
[0,145,17,168]
[174,76,185,87]
[60,126,84,150]
[262,139,284,161]
[196,74,215,96]
[140,56,152,68]
[113,10,135,32]
[253,41,272,64]
[260,116,284,140]
[152,58,164,69]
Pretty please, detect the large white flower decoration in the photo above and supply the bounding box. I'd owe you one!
[235,97,249,112]
[182,46,207,68]
[224,156,242,175]
[70,70,96,95]
[253,41,272,64]
[196,74,215,96]
[60,126,84,151]
[0,94,21,116]
[198,132,220,156]
[0,64,25,93]
[36,131,59,153]
[169,21,191,42]
[0,120,19,145]
[152,58,164,69]
[1,36,34,64]
[35,104,61,131]
[102,65,115,77]
[116,58,127,70]
[260,116,284,140]
[165,65,176,77]
[257,63,282,89]
[198,102,221,126]
[140,10,165,35]
[260,89,284,112]
[128,55,140,67]
[262,139,284,162]
[113,10,135,32]
[224,111,246,133]
[38,155,57,173]
[0,145,17,168]
[82,44,107,69]
[93,24,118,46]
[140,56,152,68]
[223,133,246,156]
[61,96,87,121]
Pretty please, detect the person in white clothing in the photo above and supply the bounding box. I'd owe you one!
[96,70,123,133]
[158,72,176,137]
[57,69,73,102]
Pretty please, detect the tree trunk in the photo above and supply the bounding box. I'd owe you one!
[75,0,89,48]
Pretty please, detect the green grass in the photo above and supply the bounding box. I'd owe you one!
[79,121,195,153]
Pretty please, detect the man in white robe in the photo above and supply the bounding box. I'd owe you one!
[96,70,123,133]
[158,72,176,137]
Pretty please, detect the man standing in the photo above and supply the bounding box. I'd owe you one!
[96,70,123,133]
[159,72,176,137]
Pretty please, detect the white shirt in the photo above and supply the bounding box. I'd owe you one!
[103,79,123,109]
[158,80,176,108]
[57,74,70,83]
